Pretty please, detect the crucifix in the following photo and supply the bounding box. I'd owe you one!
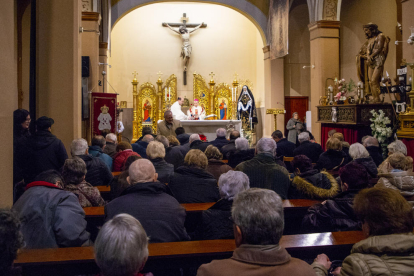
[163,13,207,85]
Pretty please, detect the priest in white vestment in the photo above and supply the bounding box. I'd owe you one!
[187,99,206,120]
[171,97,187,120]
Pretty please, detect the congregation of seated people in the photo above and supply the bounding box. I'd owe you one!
[7,109,414,275]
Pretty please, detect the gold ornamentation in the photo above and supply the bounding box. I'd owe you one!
[266,108,285,131]
[163,74,177,112]
[193,73,210,114]
[133,82,157,142]
[214,83,233,120]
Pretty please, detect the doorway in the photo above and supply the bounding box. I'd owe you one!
[284,96,309,135]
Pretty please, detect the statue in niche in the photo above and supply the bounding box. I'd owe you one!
[356,23,390,103]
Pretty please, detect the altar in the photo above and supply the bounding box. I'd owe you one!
[180,120,241,142]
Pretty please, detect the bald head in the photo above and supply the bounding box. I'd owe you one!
[364,136,379,147]
[128,159,157,184]
[142,134,154,143]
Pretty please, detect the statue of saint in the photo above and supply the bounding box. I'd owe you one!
[356,23,390,103]
[165,23,204,69]
[237,86,258,131]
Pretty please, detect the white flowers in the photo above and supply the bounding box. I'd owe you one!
[370,109,392,143]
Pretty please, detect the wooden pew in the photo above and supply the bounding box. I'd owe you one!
[112,171,121,176]
[15,231,365,276]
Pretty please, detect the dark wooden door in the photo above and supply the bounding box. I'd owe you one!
[284,96,309,135]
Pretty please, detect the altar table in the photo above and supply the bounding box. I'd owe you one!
[180,120,242,141]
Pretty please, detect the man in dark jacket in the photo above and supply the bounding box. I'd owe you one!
[103,133,117,158]
[235,138,290,199]
[71,138,113,187]
[302,162,369,233]
[175,127,190,145]
[210,128,229,150]
[363,136,384,166]
[272,130,295,158]
[12,170,90,249]
[132,134,154,158]
[221,130,240,160]
[88,135,112,170]
[105,159,189,243]
[26,116,68,182]
[136,126,157,142]
[293,132,324,163]
[189,134,211,152]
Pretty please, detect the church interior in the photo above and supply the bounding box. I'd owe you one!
[3,0,414,275]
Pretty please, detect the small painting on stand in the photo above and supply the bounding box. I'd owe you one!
[142,98,153,124]
[218,98,228,120]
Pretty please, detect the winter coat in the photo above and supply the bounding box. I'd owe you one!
[366,146,384,167]
[375,171,414,200]
[13,130,30,183]
[176,133,190,145]
[190,140,212,152]
[206,159,233,181]
[314,149,350,171]
[26,130,68,182]
[150,158,174,184]
[112,149,141,172]
[342,141,350,157]
[210,136,229,150]
[88,145,112,170]
[132,140,149,159]
[194,199,234,240]
[288,170,339,199]
[197,244,316,276]
[293,141,324,163]
[157,119,182,137]
[286,118,299,144]
[12,181,90,249]
[378,157,413,174]
[301,190,362,233]
[228,149,255,168]
[164,146,185,170]
[221,140,236,160]
[105,181,189,243]
[235,153,290,199]
[276,138,296,158]
[108,171,129,199]
[103,142,117,158]
[351,157,378,178]
[312,233,414,276]
[77,154,113,186]
[64,180,105,207]
[169,166,219,203]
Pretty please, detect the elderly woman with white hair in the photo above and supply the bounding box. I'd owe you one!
[147,141,174,184]
[228,137,255,168]
[194,171,250,240]
[348,143,378,178]
[378,140,411,174]
[95,214,153,276]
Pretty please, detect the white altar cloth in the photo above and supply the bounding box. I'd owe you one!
[181,120,242,142]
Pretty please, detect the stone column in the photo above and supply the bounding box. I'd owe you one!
[36,0,82,151]
[0,1,18,207]
[308,21,340,143]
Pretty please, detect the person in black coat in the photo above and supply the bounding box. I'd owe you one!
[25,116,68,182]
[71,138,113,187]
[221,130,240,160]
[272,130,295,158]
[147,141,174,184]
[302,163,369,233]
[315,138,351,171]
[228,137,255,168]
[363,136,384,167]
[210,128,229,150]
[175,127,190,145]
[189,134,212,152]
[132,134,154,159]
[348,142,378,178]
[13,109,31,184]
[105,159,189,243]
[194,171,250,240]
[293,132,324,163]
[169,149,220,203]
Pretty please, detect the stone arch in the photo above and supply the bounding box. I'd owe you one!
[111,0,269,44]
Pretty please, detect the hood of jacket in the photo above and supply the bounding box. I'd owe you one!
[176,165,215,179]
[30,130,58,150]
[177,133,190,145]
[292,171,339,199]
[377,171,414,197]
[120,181,167,196]
[351,233,414,255]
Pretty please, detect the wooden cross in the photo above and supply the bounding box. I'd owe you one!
[157,71,163,80]
[209,72,215,80]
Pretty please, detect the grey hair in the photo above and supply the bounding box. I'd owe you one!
[146,141,165,159]
[155,135,169,148]
[218,171,250,200]
[298,132,310,143]
[71,138,88,156]
[142,134,154,143]
[256,138,277,155]
[235,137,249,151]
[232,188,284,245]
[128,159,156,183]
[62,157,87,184]
[349,143,370,159]
[292,112,298,118]
[363,136,379,147]
[189,134,200,144]
[388,140,407,155]
[216,128,226,138]
[95,214,149,276]
[106,133,117,143]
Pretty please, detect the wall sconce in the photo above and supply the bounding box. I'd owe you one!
[395,26,414,45]
[303,65,315,69]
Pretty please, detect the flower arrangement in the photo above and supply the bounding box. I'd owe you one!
[334,78,356,103]
[370,109,393,155]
